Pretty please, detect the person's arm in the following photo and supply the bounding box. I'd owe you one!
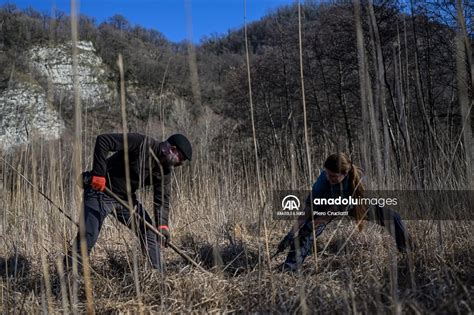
[152,170,172,245]
[153,171,171,227]
[91,133,146,176]
[289,171,329,234]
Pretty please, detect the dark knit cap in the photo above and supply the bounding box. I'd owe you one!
[167,134,192,161]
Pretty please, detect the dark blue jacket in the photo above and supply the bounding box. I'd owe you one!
[305,170,352,210]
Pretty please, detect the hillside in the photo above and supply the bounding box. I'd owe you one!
[1,1,473,313]
[1,2,470,176]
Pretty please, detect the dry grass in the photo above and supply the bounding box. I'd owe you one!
[1,1,472,311]
[1,137,473,314]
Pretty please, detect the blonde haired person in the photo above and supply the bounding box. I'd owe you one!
[280,153,412,271]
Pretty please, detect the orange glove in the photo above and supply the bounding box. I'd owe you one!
[91,175,106,192]
[158,225,170,247]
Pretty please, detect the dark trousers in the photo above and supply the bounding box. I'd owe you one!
[68,188,163,271]
[284,206,411,271]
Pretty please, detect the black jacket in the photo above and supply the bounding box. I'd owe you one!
[91,133,171,226]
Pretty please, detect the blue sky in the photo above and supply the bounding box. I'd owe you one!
[3,0,295,43]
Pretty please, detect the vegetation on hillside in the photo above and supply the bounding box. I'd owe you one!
[1,0,472,313]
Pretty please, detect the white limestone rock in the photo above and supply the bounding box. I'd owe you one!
[0,82,64,150]
[27,41,111,106]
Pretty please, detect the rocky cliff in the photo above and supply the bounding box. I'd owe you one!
[0,82,64,149]
[27,41,111,105]
[0,41,112,150]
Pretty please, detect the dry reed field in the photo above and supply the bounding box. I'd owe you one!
[1,135,473,313]
[1,0,473,314]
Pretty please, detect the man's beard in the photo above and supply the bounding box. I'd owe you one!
[159,141,181,167]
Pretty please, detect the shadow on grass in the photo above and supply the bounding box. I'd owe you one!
[179,233,259,276]
[0,253,31,278]
[103,250,132,276]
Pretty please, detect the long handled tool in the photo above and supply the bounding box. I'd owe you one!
[1,157,210,274]
[1,157,79,227]
[103,187,210,274]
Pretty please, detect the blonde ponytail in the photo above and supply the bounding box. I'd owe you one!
[324,153,366,231]
[349,164,366,231]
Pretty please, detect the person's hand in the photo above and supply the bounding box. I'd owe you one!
[158,225,170,247]
[91,175,106,192]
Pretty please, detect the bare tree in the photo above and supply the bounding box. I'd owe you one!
[455,0,473,189]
